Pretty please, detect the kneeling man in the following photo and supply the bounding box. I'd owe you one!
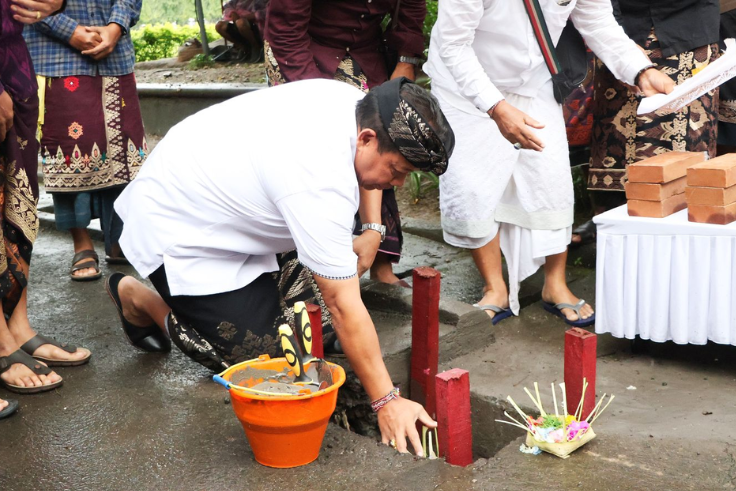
[106,78,455,455]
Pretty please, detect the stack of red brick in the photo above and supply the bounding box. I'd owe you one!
[626,152,705,218]
[686,154,736,225]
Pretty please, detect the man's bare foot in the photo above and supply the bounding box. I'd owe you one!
[541,285,595,322]
[71,256,98,278]
[9,316,90,364]
[475,284,509,321]
[0,349,62,389]
[0,398,8,411]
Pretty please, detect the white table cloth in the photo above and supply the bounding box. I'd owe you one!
[594,205,736,345]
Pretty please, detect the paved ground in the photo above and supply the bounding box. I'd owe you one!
[2,196,736,490]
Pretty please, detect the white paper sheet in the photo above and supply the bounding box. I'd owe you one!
[637,38,736,116]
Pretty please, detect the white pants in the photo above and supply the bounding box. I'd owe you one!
[436,82,574,314]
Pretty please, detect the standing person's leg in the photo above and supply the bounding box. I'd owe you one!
[434,90,517,320]
[495,86,593,324]
[368,188,404,286]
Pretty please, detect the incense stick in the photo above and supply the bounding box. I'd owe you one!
[534,382,546,416]
[585,393,607,423]
[574,379,588,421]
[507,396,530,422]
[559,382,568,438]
[551,382,559,417]
[524,387,546,417]
[590,395,616,425]
[495,419,533,433]
[504,411,527,429]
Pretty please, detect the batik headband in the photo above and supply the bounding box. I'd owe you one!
[373,77,454,176]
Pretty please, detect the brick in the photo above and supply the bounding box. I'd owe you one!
[627,152,706,184]
[687,202,736,225]
[687,154,736,188]
[685,184,736,207]
[625,176,687,201]
[627,193,687,218]
[306,304,324,359]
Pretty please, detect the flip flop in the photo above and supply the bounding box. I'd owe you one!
[0,399,18,419]
[70,249,102,282]
[20,334,91,367]
[473,304,514,325]
[542,300,596,327]
[0,349,63,394]
[105,273,171,353]
[105,255,130,265]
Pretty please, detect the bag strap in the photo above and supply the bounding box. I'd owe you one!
[522,0,563,77]
[391,0,401,29]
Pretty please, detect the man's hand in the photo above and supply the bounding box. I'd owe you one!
[378,397,437,455]
[491,100,546,152]
[70,26,103,52]
[81,24,122,60]
[0,91,14,143]
[11,0,63,24]
[353,230,381,277]
[637,68,675,97]
[390,62,416,82]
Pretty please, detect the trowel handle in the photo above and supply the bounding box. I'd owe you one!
[294,302,316,363]
[278,324,309,383]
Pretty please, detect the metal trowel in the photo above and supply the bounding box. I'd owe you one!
[294,302,333,387]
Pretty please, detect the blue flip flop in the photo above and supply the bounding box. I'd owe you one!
[542,300,595,328]
[0,399,18,420]
[473,304,514,325]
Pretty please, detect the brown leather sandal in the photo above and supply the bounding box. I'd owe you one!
[70,249,102,281]
[20,334,91,367]
[0,349,63,394]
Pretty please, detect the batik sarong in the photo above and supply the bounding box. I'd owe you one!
[588,30,719,192]
[40,73,147,193]
[0,91,39,315]
[148,252,335,371]
[38,73,147,254]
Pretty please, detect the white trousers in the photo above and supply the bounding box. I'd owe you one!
[436,83,574,313]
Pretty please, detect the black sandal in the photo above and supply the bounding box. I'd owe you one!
[70,249,102,281]
[105,273,171,353]
[0,350,63,394]
[0,398,18,419]
[20,334,91,367]
[570,220,597,248]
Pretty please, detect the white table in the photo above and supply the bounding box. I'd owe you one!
[593,205,736,345]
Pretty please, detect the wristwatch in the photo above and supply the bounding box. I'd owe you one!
[361,222,386,241]
[398,55,422,66]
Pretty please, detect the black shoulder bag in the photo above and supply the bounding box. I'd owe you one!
[522,0,590,103]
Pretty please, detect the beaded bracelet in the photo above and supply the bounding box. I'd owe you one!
[371,387,400,413]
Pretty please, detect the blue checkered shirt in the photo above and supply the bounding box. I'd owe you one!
[23,0,141,77]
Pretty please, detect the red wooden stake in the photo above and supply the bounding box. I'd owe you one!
[306,303,324,359]
[435,369,473,467]
[564,328,597,419]
[411,267,441,418]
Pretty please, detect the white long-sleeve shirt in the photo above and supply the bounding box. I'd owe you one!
[424,0,652,115]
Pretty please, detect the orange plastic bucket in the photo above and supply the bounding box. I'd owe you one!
[216,354,346,468]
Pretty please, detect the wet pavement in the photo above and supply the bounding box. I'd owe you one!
[2,206,736,490]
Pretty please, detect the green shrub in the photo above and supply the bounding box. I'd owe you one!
[131,23,221,62]
[189,53,216,69]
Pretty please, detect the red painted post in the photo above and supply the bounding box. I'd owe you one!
[436,369,473,467]
[306,303,324,359]
[564,328,597,419]
[411,267,441,418]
